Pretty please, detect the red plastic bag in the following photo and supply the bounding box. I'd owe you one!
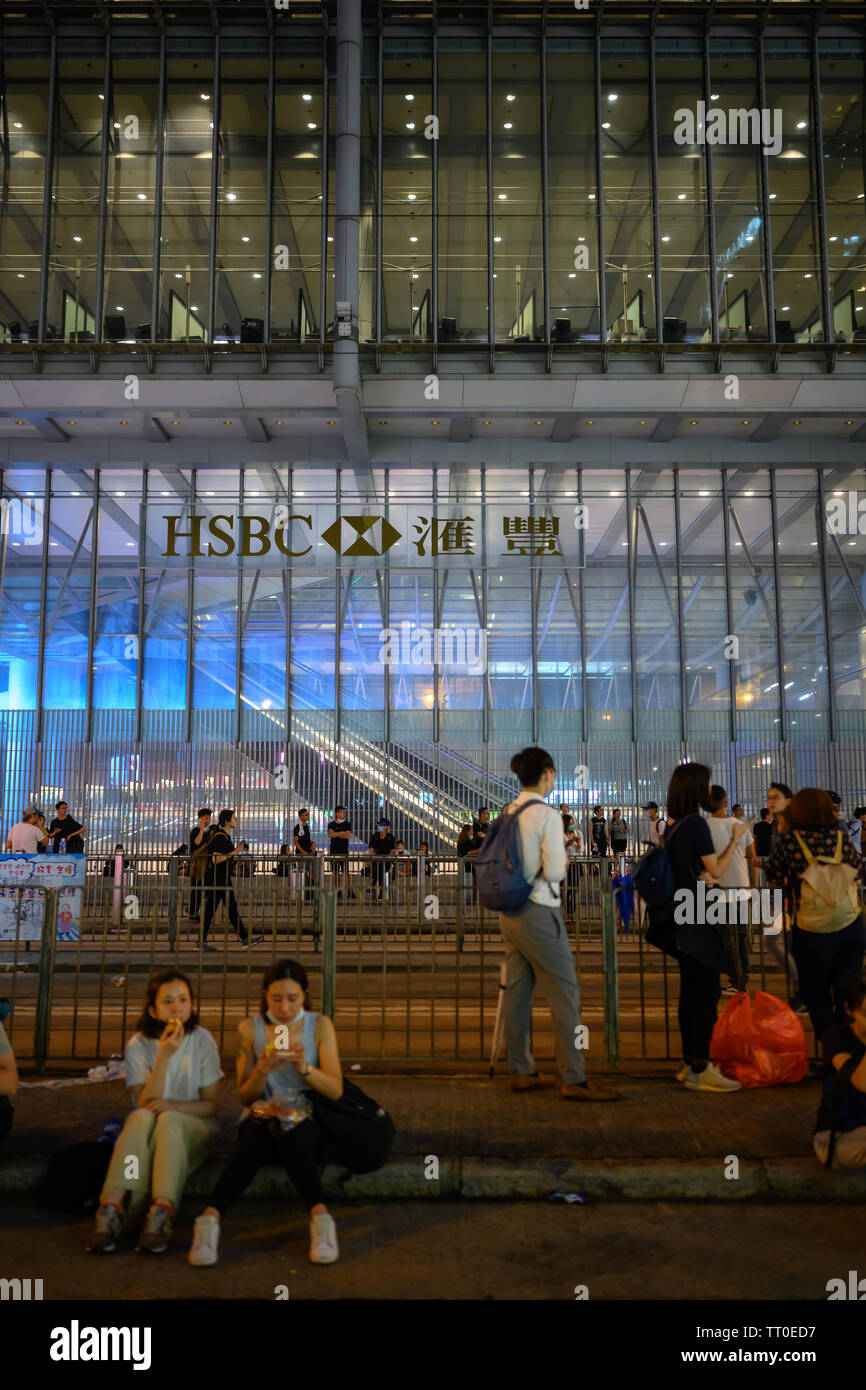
[710,990,807,1088]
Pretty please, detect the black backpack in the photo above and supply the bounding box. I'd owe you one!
[38,1140,113,1213]
[311,1079,395,1176]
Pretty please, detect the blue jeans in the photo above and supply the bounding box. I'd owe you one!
[791,914,866,1041]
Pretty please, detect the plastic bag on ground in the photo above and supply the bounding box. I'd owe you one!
[710,990,807,1088]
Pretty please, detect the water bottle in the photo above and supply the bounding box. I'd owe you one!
[59,838,66,854]
[98,1118,122,1146]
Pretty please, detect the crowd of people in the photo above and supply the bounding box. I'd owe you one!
[2,750,866,1267]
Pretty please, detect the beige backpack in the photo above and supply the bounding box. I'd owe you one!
[792,832,860,934]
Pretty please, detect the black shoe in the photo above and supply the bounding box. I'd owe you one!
[201,944,216,953]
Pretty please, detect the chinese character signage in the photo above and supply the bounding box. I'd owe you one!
[0,854,86,942]
[151,503,585,569]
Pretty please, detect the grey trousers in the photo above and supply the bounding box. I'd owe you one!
[498,899,586,1086]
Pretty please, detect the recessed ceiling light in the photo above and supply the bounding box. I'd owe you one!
[601,122,610,130]
[252,272,261,279]
[585,419,594,425]
[845,420,854,425]
[13,121,22,128]
[405,122,415,130]
[769,192,776,199]
[534,420,543,425]
[503,122,513,130]
[678,193,687,200]
[170,419,180,425]
[327,419,336,424]
[568,273,576,278]
[17,274,24,279]
[242,235,250,242]
[793,419,801,425]
[378,420,388,425]
[223,420,232,425]
[690,420,699,425]
[741,420,750,424]
[66,420,77,424]
[226,192,237,201]
[200,93,210,100]
[662,235,670,242]
[607,93,618,101]
[327,235,333,241]
[796,121,807,129]
[430,419,439,424]
[15,419,25,425]
[73,235,82,243]
[137,193,146,200]
[498,193,507,200]
[405,94,414,101]
[407,193,416,201]
[780,304,789,310]
[494,235,502,242]
[744,490,754,496]
[506,94,515,102]
[302,93,312,101]
[410,235,418,242]
[482,419,491,425]
[829,236,838,242]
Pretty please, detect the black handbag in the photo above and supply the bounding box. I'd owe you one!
[311,1079,395,1176]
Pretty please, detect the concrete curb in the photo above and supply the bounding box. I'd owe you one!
[3,1153,866,1202]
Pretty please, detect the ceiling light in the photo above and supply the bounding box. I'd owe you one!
[503,122,513,130]
[252,272,261,279]
[769,192,776,199]
[73,235,82,243]
[589,193,596,200]
[327,235,333,241]
[137,193,146,200]
[678,193,687,200]
[200,93,210,101]
[407,193,416,200]
[242,235,250,242]
[494,235,502,242]
[793,419,801,425]
[412,273,419,279]
[302,93,312,101]
[66,420,76,424]
[378,420,388,425]
[405,93,414,101]
[741,420,750,425]
[780,304,789,310]
[170,419,180,425]
[13,121,22,128]
[327,419,336,425]
[226,192,237,201]
[638,419,646,425]
[308,122,317,129]
[690,420,699,426]
[534,420,543,425]
[607,93,618,101]
[662,235,670,242]
[568,272,576,278]
[845,420,854,425]
[15,419,24,425]
[498,193,507,200]
[430,419,439,424]
[506,94,515,102]
[223,420,232,425]
[830,235,838,242]
[410,235,418,242]
[482,420,491,425]
[609,491,619,497]
[796,121,807,129]
[601,122,610,130]
[585,419,594,425]
[405,122,415,130]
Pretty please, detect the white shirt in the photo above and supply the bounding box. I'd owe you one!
[125,1026,223,1103]
[707,816,752,889]
[502,790,567,909]
[7,822,44,853]
[646,817,665,847]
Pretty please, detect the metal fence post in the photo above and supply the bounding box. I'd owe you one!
[600,885,620,1073]
[34,888,59,1074]
[320,889,337,1020]
[168,855,179,950]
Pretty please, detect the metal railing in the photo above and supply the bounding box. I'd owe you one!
[0,852,834,1071]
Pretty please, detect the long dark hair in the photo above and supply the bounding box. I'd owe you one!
[136,970,199,1038]
[667,762,712,821]
[260,958,311,1015]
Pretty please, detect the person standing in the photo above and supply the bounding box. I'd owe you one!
[642,801,665,848]
[472,807,491,851]
[200,810,260,951]
[47,800,85,853]
[764,789,866,1042]
[5,807,48,853]
[368,819,395,902]
[590,807,608,858]
[732,804,745,822]
[752,809,773,860]
[849,808,866,857]
[767,782,792,850]
[497,747,619,1102]
[609,808,628,858]
[292,809,317,902]
[646,762,748,1093]
[188,808,213,921]
[327,806,354,899]
[707,785,757,993]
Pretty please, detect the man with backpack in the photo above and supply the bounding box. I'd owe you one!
[475,747,620,1102]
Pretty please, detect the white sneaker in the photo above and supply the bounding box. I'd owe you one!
[309,1212,339,1264]
[188,1213,221,1266]
[684,1063,741,1093]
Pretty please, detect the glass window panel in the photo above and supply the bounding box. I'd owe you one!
[709,39,768,341]
[492,41,542,344]
[273,40,325,343]
[0,44,51,342]
[216,42,269,342]
[159,41,215,341]
[103,45,161,343]
[438,41,488,342]
[380,41,432,343]
[48,48,105,344]
[547,40,598,341]
[602,39,657,343]
[775,471,828,740]
[765,40,824,342]
[819,40,866,347]
[656,38,713,342]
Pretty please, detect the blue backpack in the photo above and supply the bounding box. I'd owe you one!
[632,838,677,908]
[473,802,544,912]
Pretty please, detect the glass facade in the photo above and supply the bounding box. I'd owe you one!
[1,465,864,852]
[1,22,863,349]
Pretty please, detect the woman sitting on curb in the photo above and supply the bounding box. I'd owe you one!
[187,958,343,1269]
[86,970,222,1254]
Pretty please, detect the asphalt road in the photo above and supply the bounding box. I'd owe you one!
[1,1197,859,1301]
